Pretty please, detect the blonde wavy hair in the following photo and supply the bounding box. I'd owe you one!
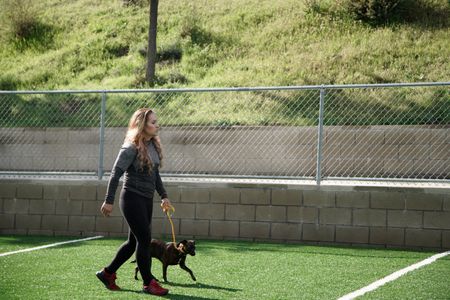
[124,108,163,173]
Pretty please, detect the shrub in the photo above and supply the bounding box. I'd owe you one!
[340,0,402,24]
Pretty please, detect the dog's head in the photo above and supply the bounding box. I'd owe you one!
[178,240,196,256]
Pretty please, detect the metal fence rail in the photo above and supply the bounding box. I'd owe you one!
[0,82,449,183]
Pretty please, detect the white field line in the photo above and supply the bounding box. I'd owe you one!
[338,250,450,300]
[0,235,104,257]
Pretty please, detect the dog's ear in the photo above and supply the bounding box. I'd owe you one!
[189,240,195,245]
[178,240,188,247]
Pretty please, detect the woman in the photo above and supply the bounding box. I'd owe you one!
[96,108,172,296]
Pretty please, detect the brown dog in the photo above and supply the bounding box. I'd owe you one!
[133,239,196,283]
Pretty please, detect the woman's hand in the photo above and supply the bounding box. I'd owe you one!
[101,202,113,217]
[161,198,173,213]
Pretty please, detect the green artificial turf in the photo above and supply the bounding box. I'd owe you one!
[0,235,447,299]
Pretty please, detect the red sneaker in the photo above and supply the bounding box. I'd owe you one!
[143,279,169,296]
[96,268,121,291]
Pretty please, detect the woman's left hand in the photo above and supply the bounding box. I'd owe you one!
[161,198,172,213]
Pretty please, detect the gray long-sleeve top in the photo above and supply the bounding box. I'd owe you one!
[105,140,167,204]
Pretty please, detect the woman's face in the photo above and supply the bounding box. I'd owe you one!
[144,112,159,137]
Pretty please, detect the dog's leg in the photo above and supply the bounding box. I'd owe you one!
[162,263,169,282]
[180,257,196,281]
[134,266,139,280]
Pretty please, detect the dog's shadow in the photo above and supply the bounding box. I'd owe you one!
[165,281,241,293]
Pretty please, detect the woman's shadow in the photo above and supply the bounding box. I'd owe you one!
[117,282,241,299]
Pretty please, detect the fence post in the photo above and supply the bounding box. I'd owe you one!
[316,87,325,185]
[98,92,106,180]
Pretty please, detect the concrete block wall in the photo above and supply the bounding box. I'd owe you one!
[0,125,448,177]
[1,179,449,250]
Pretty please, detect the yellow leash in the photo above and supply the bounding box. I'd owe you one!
[161,203,177,245]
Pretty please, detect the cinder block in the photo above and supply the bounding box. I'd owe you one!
[302,224,334,241]
[240,189,270,205]
[405,229,441,248]
[95,217,123,233]
[29,200,55,214]
[168,203,195,219]
[0,214,14,229]
[388,211,423,228]
[96,184,122,203]
[16,215,41,230]
[210,221,239,237]
[16,184,43,199]
[420,129,447,145]
[353,209,386,226]
[325,129,355,145]
[271,189,301,206]
[180,219,209,236]
[336,191,369,208]
[225,205,255,221]
[152,217,180,235]
[51,231,82,237]
[70,185,97,201]
[3,199,29,214]
[429,144,448,159]
[271,223,301,240]
[405,193,443,211]
[319,208,351,225]
[210,188,239,204]
[0,229,27,235]
[303,190,335,207]
[196,204,225,220]
[153,202,166,218]
[28,230,54,236]
[78,158,98,172]
[41,215,68,231]
[0,183,16,198]
[255,206,286,222]
[336,226,369,244]
[370,227,404,246]
[55,199,82,215]
[164,186,181,202]
[355,130,385,145]
[82,201,103,216]
[240,222,270,239]
[287,207,318,223]
[180,188,210,203]
[398,145,429,159]
[44,185,69,200]
[444,197,450,211]
[68,216,95,232]
[443,231,450,249]
[385,130,416,145]
[371,192,405,209]
[424,212,450,230]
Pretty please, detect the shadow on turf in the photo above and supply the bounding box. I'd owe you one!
[165,281,241,292]
[117,288,221,299]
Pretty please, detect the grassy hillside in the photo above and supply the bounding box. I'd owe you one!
[0,0,448,127]
[0,0,449,91]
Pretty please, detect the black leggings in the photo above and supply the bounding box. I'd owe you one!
[105,189,154,285]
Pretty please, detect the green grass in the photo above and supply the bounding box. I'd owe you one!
[362,255,450,300]
[0,0,449,90]
[0,0,449,127]
[0,235,448,299]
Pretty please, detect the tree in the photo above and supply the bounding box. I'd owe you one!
[146,0,158,86]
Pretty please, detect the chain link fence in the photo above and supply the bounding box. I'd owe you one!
[0,82,449,183]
